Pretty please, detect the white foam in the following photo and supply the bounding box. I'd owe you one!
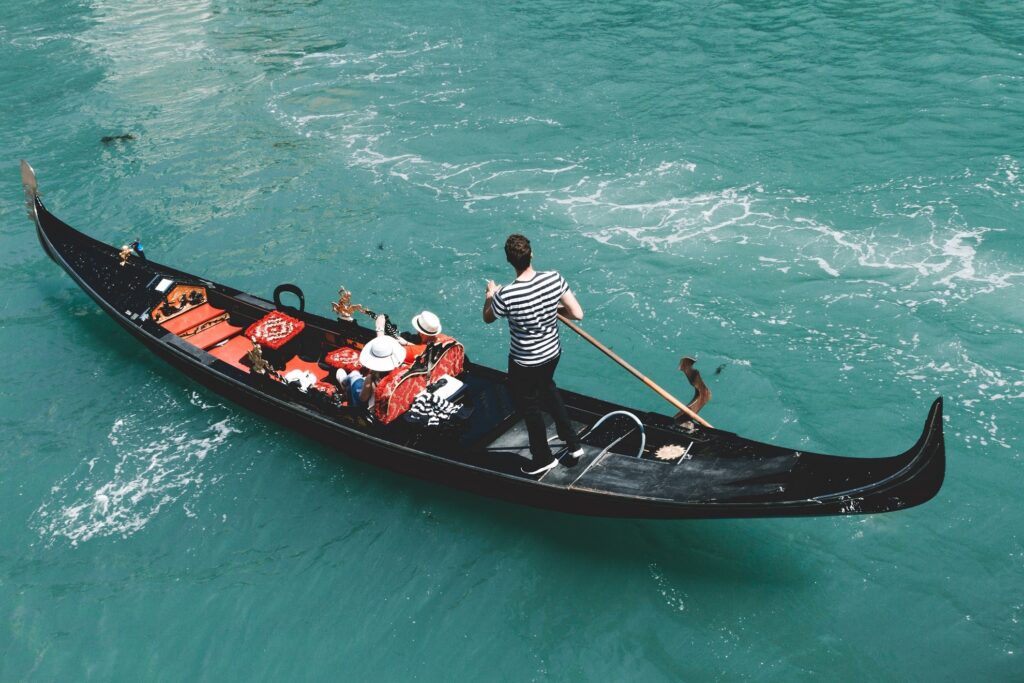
[34,390,238,545]
[810,257,840,277]
[894,341,1019,450]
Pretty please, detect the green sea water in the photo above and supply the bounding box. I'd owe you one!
[1,1,1022,680]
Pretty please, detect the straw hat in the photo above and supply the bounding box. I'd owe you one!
[411,310,442,336]
[359,336,406,372]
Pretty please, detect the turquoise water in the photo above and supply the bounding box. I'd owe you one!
[2,0,1022,679]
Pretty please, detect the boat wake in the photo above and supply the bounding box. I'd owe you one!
[33,389,237,546]
[264,35,1023,311]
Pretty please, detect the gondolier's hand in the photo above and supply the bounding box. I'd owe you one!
[482,281,498,323]
[374,314,386,336]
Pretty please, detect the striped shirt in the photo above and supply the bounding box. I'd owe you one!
[491,271,569,366]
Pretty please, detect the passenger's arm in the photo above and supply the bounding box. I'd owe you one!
[359,373,376,403]
[483,280,498,324]
[558,289,584,321]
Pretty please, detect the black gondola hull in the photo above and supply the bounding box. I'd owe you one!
[24,165,946,519]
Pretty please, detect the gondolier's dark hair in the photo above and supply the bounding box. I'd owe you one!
[505,234,532,271]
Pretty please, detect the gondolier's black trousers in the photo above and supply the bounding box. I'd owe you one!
[507,354,581,465]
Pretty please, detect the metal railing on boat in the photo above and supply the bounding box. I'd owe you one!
[558,411,647,485]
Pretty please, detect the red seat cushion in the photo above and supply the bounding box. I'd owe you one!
[245,311,305,350]
[160,303,225,335]
[185,321,242,350]
[208,335,254,372]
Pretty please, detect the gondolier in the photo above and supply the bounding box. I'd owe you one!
[483,234,586,475]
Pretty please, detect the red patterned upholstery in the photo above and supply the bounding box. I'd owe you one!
[425,335,464,382]
[246,311,305,350]
[324,347,361,371]
[311,382,337,397]
[374,368,426,425]
[373,339,465,424]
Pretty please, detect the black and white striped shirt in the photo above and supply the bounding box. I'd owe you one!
[491,271,569,366]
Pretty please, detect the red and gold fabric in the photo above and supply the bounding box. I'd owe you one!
[324,346,361,371]
[373,338,465,424]
[404,334,464,377]
[424,335,464,382]
[311,381,337,397]
[245,311,305,350]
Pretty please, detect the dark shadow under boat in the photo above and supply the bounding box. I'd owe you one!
[21,160,945,519]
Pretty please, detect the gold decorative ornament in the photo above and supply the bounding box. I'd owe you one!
[118,244,133,266]
[331,286,366,321]
[655,444,688,461]
[245,343,273,376]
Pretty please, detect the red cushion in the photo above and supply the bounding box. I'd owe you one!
[404,344,427,363]
[186,321,242,350]
[324,347,361,371]
[161,303,225,335]
[284,356,328,381]
[208,335,254,372]
[246,311,305,350]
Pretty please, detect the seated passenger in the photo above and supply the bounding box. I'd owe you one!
[339,336,406,412]
[399,310,448,362]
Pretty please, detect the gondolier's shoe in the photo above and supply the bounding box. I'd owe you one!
[562,447,585,467]
[522,459,558,476]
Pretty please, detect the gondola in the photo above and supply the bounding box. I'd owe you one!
[20,161,945,519]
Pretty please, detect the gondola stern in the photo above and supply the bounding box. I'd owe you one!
[886,395,945,511]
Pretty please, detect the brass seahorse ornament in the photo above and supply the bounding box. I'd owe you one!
[331,286,366,321]
[245,343,274,376]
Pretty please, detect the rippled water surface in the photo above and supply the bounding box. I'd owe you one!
[1,1,1022,680]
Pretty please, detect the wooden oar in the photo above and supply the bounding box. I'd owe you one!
[557,314,714,429]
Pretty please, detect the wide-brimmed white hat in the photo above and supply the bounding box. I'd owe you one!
[411,310,442,336]
[359,336,405,372]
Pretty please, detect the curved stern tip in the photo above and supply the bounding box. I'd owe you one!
[915,396,944,453]
[910,396,945,506]
[929,396,943,431]
[21,160,40,226]
[20,160,38,198]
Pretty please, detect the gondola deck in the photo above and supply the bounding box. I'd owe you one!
[21,160,945,519]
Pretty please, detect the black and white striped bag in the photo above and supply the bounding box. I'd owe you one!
[405,392,461,427]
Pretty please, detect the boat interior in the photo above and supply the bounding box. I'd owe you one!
[147,279,665,479]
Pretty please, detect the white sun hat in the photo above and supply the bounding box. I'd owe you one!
[411,310,442,336]
[359,336,406,372]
